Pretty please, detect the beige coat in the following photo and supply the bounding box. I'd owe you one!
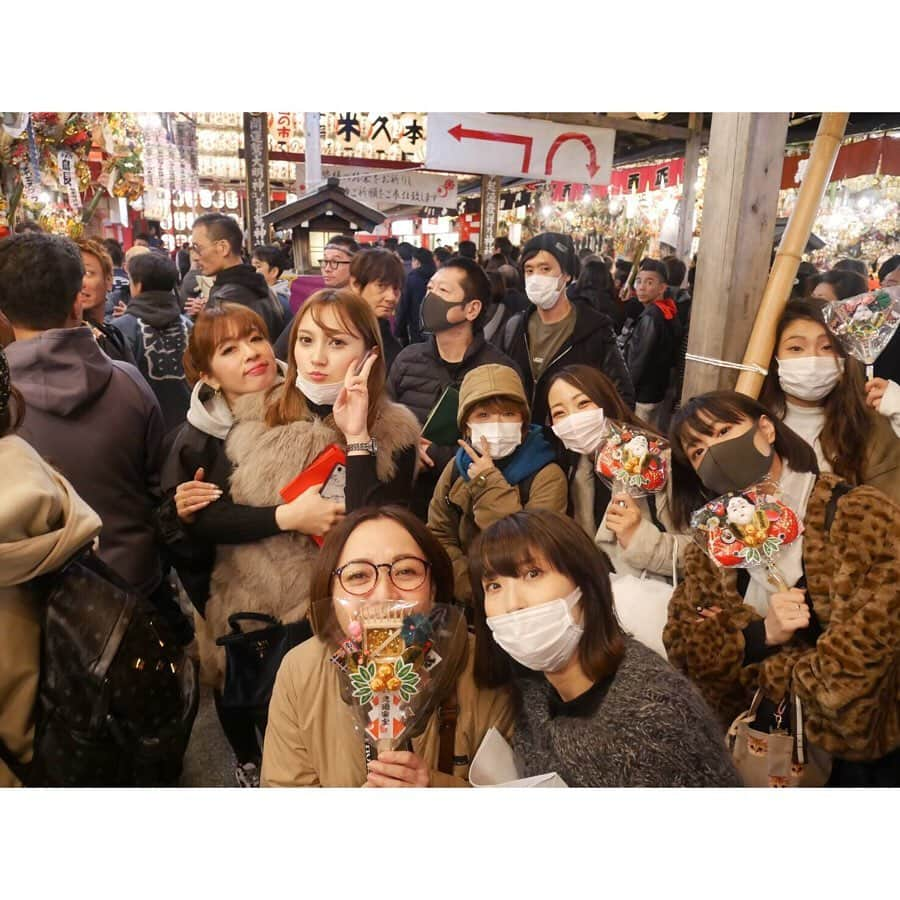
[198,393,421,689]
[261,633,514,787]
[427,459,568,603]
[594,477,691,581]
[0,436,101,787]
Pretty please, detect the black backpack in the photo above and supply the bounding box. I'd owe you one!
[0,548,199,787]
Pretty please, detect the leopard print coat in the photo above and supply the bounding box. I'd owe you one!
[663,474,900,762]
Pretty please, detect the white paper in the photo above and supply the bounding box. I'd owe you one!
[469,728,568,788]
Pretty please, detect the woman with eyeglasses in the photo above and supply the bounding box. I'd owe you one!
[261,506,514,787]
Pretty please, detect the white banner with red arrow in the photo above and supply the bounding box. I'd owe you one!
[425,112,615,185]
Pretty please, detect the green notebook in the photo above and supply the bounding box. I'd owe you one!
[422,385,461,446]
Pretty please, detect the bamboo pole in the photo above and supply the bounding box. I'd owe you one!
[735,113,849,398]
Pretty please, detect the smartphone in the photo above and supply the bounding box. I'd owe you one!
[319,464,346,503]
[353,347,379,377]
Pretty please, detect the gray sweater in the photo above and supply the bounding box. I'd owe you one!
[512,638,741,787]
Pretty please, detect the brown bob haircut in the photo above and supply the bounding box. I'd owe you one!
[308,506,456,638]
[546,364,662,438]
[75,237,113,281]
[470,509,625,690]
[183,302,271,386]
[349,248,405,292]
[760,299,875,486]
[668,390,818,530]
[265,288,386,428]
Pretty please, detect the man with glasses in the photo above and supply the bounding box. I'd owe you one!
[191,213,286,340]
[319,236,358,289]
[273,235,360,360]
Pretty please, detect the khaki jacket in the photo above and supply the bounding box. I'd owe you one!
[594,476,691,581]
[427,460,568,603]
[664,475,900,762]
[862,413,900,505]
[261,634,514,787]
[0,436,101,787]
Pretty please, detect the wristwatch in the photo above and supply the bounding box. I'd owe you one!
[346,439,378,454]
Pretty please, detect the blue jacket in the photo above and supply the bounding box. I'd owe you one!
[455,424,557,485]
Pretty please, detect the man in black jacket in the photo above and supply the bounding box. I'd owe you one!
[618,258,682,427]
[500,233,635,426]
[191,213,285,340]
[386,256,520,519]
[394,245,436,346]
[111,251,193,436]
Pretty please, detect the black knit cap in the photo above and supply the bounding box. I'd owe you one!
[520,232,579,278]
[0,347,9,416]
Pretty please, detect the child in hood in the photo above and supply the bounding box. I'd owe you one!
[427,364,568,604]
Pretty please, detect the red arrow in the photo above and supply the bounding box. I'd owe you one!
[545,132,600,179]
[449,123,533,172]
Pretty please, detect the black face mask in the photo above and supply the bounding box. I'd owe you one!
[696,424,773,496]
[420,291,469,334]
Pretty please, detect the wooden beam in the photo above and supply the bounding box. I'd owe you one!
[681,113,790,400]
[676,113,703,261]
[735,113,849,397]
[490,112,698,141]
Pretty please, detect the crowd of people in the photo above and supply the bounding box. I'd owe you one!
[1,215,899,789]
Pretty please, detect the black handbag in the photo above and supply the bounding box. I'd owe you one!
[215,612,313,714]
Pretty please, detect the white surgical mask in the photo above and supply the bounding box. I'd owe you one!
[469,421,523,459]
[776,356,844,403]
[487,587,584,673]
[295,372,343,406]
[552,408,606,455]
[525,273,565,310]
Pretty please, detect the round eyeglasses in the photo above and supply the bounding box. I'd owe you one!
[333,557,431,596]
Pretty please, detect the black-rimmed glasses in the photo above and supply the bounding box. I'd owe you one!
[333,557,431,595]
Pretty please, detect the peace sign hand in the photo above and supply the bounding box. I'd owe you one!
[458,436,496,481]
[334,349,379,442]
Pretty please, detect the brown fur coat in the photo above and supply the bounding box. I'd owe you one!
[196,393,421,688]
[663,474,900,762]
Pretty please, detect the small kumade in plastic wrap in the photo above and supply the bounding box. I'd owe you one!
[690,483,803,590]
[822,285,900,378]
[595,420,669,498]
[329,598,465,757]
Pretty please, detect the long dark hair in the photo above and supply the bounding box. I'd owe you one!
[573,256,617,309]
[308,506,456,637]
[546,364,662,438]
[760,300,874,485]
[669,391,818,529]
[470,510,625,689]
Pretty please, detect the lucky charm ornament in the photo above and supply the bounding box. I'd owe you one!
[330,598,462,758]
[691,482,803,591]
[595,420,669,498]
[822,286,900,380]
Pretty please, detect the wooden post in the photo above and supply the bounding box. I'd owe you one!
[243,112,271,252]
[479,175,502,259]
[676,113,703,262]
[681,113,789,401]
[735,113,849,398]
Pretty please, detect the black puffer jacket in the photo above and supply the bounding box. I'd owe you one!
[208,264,286,341]
[386,333,520,518]
[500,300,635,425]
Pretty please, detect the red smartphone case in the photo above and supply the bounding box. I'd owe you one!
[279,443,347,547]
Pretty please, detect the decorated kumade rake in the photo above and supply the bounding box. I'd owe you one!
[331,600,449,756]
[822,285,900,379]
[690,483,803,591]
[595,420,669,498]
